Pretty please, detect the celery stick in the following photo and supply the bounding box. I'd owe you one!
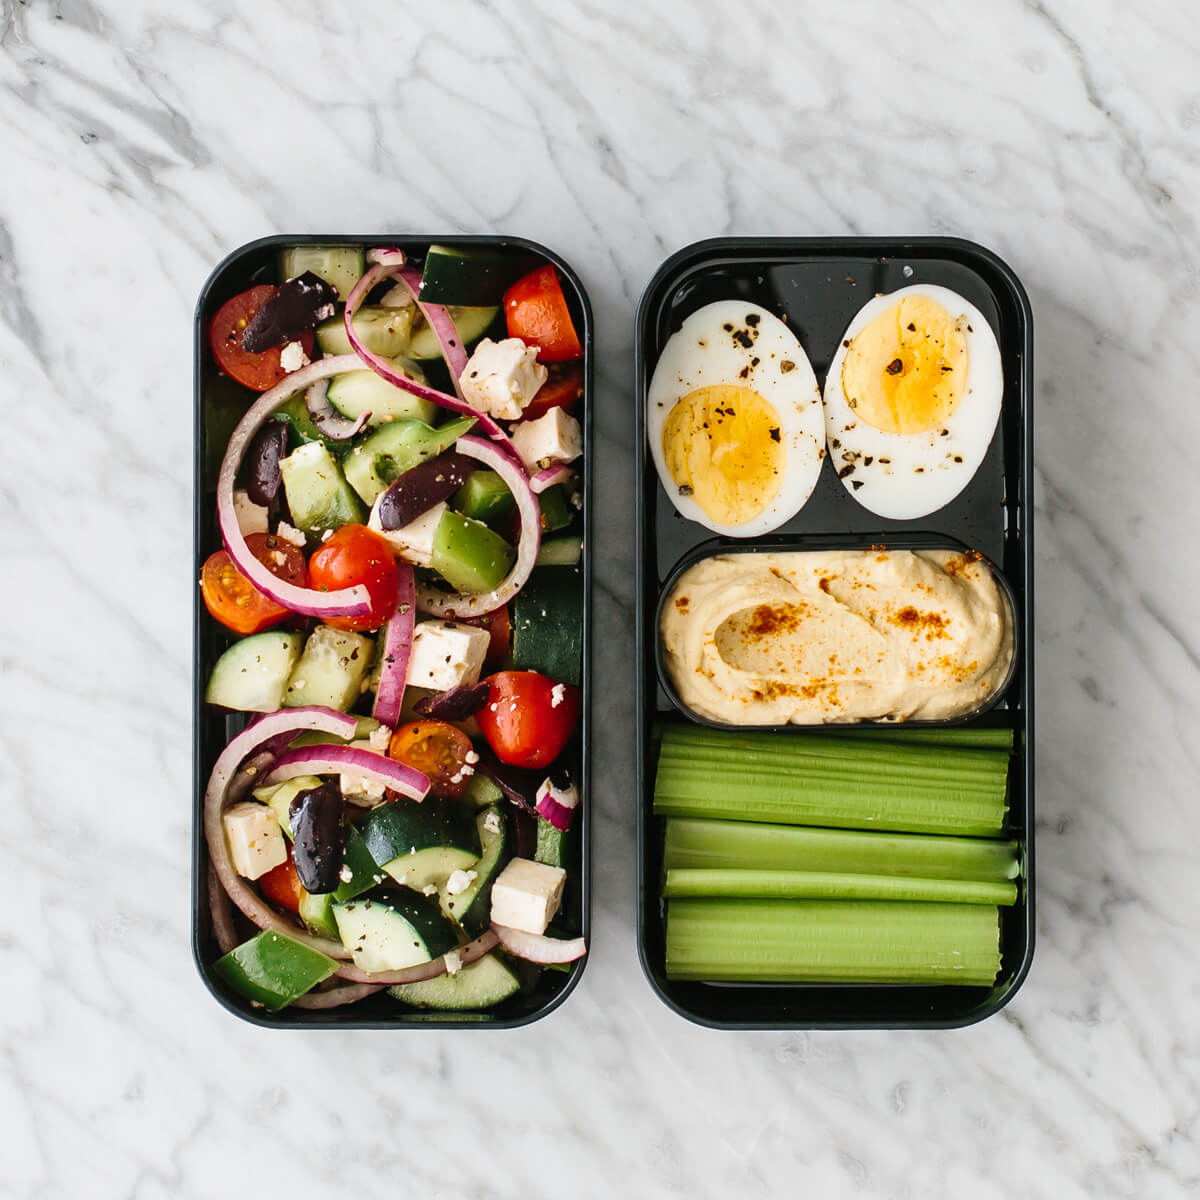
[663,818,1021,881]
[663,869,1017,905]
[665,900,1001,985]
[826,726,1015,751]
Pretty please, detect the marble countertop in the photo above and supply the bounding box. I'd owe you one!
[3,1,1199,1196]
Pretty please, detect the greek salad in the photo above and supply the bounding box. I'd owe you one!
[199,243,587,1014]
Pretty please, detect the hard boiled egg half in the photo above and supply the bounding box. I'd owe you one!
[823,284,1004,520]
[647,300,824,536]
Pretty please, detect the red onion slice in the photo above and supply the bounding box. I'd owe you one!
[391,265,469,400]
[372,562,415,726]
[216,354,374,619]
[416,435,541,618]
[208,861,240,954]
[345,252,507,440]
[530,464,575,494]
[535,774,578,832]
[204,707,359,959]
[265,745,430,801]
[334,930,500,985]
[491,924,587,964]
[305,378,370,440]
[291,981,385,1009]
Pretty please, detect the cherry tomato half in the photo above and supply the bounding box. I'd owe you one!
[308,524,399,632]
[200,532,308,636]
[503,265,582,363]
[259,844,305,914]
[523,362,584,422]
[459,605,511,665]
[476,670,580,769]
[209,285,315,392]
[388,720,475,799]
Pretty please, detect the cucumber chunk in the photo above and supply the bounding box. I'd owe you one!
[536,533,582,568]
[206,631,304,712]
[537,484,572,533]
[212,930,337,1011]
[253,774,325,836]
[407,305,499,360]
[279,441,366,540]
[388,952,520,1010]
[325,361,436,426]
[316,305,414,357]
[431,509,515,594]
[283,625,374,711]
[383,846,480,893]
[440,806,512,936]
[342,415,476,506]
[334,824,387,902]
[462,772,504,809]
[511,567,583,687]
[332,890,458,973]
[358,795,482,868]
[419,245,532,306]
[298,890,340,940]
[280,245,366,301]
[452,469,515,525]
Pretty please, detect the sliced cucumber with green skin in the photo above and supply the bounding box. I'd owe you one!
[280,245,366,301]
[537,484,572,533]
[358,795,482,868]
[431,509,515,594]
[325,361,435,426]
[383,846,480,893]
[332,890,458,973]
[316,305,414,357]
[535,818,570,870]
[279,441,366,540]
[535,533,582,568]
[388,952,520,1010]
[418,245,533,306]
[283,626,374,712]
[407,306,499,360]
[452,469,515,525]
[334,824,387,903]
[441,806,512,936]
[462,772,504,809]
[206,631,304,712]
[212,930,337,1011]
[299,890,340,941]
[254,774,324,836]
[511,567,583,687]
[342,415,476,506]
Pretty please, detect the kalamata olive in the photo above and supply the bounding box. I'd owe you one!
[242,271,338,353]
[413,681,490,721]
[377,451,474,530]
[245,421,288,507]
[289,782,344,894]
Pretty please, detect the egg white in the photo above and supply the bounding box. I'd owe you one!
[823,284,1004,521]
[647,300,825,536]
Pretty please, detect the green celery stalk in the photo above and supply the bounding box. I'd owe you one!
[663,868,1017,905]
[664,899,1001,985]
[663,818,1020,881]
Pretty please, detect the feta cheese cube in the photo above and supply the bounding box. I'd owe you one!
[340,739,387,805]
[460,337,548,421]
[510,407,583,471]
[406,620,490,692]
[488,857,566,935]
[279,341,310,373]
[369,500,446,569]
[233,489,269,536]
[275,521,307,548]
[223,802,287,880]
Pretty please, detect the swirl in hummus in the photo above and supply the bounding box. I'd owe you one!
[659,548,1014,725]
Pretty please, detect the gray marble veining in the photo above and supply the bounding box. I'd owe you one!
[1,0,1198,1196]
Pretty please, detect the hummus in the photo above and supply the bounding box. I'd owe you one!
[660,549,1014,725]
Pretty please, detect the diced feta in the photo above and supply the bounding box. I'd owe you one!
[279,341,310,373]
[422,883,438,897]
[369,500,446,569]
[367,725,392,752]
[339,864,354,884]
[233,489,269,536]
[275,521,307,548]
[489,858,566,935]
[510,407,583,471]
[445,868,478,896]
[460,337,548,421]
[406,620,490,692]
[482,810,502,835]
[340,739,386,805]
[550,683,566,708]
[444,949,463,975]
[223,802,287,880]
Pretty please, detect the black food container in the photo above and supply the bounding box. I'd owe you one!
[193,235,591,1028]
[635,237,1034,1029]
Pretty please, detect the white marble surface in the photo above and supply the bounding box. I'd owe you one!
[2,0,1199,1196]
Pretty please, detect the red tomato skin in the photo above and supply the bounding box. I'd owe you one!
[503,266,582,364]
[200,533,308,635]
[308,525,398,631]
[459,605,512,665]
[476,670,580,769]
[258,848,305,914]
[209,285,315,392]
[523,363,584,421]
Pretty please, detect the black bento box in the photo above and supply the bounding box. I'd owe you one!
[192,235,591,1029]
[635,237,1034,1030]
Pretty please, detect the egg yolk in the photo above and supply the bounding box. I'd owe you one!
[661,384,784,527]
[841,295,968,434]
